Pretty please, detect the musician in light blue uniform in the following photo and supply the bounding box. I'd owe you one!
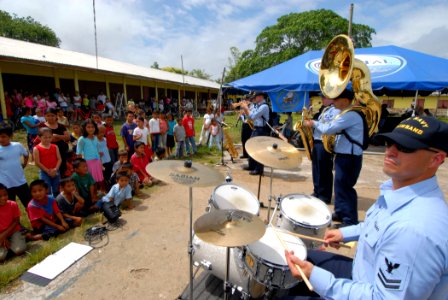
[305,89,363,226]
[311,103,340,204]
[241,91,270,176]
[285,116,448,299]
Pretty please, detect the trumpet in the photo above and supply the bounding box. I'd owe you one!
[232,100,254,129]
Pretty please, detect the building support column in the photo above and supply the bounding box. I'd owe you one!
[74,71,80,93]
[54,69,60,89]
[105,79,110,99]
[195,89,198,111]
[0,68,6,120]
[140,80,144,100]
[123,78,127,103]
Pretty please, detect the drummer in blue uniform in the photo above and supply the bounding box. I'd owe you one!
[284,116,448,299]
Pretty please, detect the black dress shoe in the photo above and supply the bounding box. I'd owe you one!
[240,155,248,159]
[249,170,263,176]
[332,213,343,222]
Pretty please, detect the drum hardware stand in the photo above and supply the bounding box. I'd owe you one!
[266,167,276,223]
[224,247,232,300]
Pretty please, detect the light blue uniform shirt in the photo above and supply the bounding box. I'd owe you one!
[313,106,341,140]
[310,176,448,299]
[249,100,270,127]
[101,183,132,206]
[0,142,28,188]
[313,107,363,155]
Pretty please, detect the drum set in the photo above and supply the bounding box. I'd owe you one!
[146,137,348,299]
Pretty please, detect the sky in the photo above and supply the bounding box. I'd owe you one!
[0,0,447,80]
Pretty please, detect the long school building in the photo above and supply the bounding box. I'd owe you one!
[0,37,220,120]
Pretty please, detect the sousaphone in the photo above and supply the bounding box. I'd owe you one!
[319,34,381,153]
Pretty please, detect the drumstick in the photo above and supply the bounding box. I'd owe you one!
[275,228,351,249]
[272,229,314,291]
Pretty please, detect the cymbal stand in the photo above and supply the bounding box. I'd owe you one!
[268,195,282,226]
[266,167,274,222]
[188,186,194,300]
[224,247,231,300]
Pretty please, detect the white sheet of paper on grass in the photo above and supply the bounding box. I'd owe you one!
[27,242,92,280]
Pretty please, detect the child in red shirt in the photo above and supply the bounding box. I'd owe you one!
[0,183,27,261]
[130,141,153,186]
[104,115,119,164]
[182,109,197,155]
[33,127,62,197]
[27,180,69,241]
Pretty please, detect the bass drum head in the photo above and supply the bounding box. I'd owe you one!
[280,194,331,228]
[212,184,260,215]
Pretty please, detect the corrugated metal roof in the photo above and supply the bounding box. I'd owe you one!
[0,36,220,90]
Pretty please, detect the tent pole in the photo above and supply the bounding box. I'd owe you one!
[348,3,354,37]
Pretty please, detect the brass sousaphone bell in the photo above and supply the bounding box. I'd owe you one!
[319,35,381,153]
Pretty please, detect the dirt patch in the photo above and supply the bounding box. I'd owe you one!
[3,148,448,299]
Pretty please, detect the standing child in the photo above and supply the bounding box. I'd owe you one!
[57,108,69,128]
[104,114,119,164]
[120,111,137,160]
[173,117,186,158]
[198,108,213,146]
[182,109,197,155]
[76,119,104,191]
[0,183,27,261]
[97,125,112,187]
[112,150,128,176]
[33,128,62,197]
[20,107,40,164]
[71,158,98,214]
[56,178,84,227]
[133,116,152,159]
[91,112,104,127]
[149,110,161,155]
[130,141,153,186]
[64,150,76,178]
[208,119,222,150]
[166,113,176,157]
[27,180,69,240]
[33,108,46,123]
[70,122,82,153]
[0,124,31,208]
[159,112,168,150]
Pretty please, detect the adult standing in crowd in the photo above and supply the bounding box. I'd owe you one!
[304,89,363,226]
[240,91,270,176]
[285,116,448,299]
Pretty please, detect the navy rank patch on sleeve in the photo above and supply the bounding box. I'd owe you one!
[377,257,409,291]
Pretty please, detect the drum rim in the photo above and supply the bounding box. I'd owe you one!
[279,193,331,228]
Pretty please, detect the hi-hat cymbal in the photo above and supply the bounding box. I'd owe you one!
[245,136,302,169]
[145,160,224,187]
[194,209,266,247]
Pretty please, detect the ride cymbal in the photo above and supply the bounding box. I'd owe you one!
[245,136,302,170]
[145,160,224,187]
[194,209,266,247]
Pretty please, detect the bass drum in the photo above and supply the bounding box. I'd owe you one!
[277,194,331,249]
[209,183,260,216]
[192,235,265,299]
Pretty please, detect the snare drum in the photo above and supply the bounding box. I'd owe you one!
[277,194,331,249]
[243,227,307,290]
[209,184,260,215]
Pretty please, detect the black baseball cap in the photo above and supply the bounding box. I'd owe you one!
[253,91,267,98]
[376,116,448,153]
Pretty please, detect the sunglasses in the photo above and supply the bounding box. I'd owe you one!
[386,141,439,154]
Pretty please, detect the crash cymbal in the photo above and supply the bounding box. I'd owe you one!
[145,160,224,187]
[194,209,266,247]
[245,136,302,169]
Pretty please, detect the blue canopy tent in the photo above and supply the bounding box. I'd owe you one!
[227,46,448,112]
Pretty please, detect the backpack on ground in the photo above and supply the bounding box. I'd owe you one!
[341,110,370,150]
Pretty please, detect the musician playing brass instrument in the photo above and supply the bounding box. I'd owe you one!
[304,89,363,226]
[239,93,255,159]
[240,91,270,176]
[310,101,340,204]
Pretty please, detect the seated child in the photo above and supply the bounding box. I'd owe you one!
[98,172,133,209]
[130,141,153,186]
[112,149,128,176]
[27,180,69,241]
[55,178,84,227]
[71,158,98,215]
[119,163,140,196]
[0,183,27,261]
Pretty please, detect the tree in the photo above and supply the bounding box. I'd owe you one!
[161,66,188,75]
[226,9,375,81]
[224,47,242,82]
[0,10,60,47]
[151,61,160,69]
[189,69,211,80]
